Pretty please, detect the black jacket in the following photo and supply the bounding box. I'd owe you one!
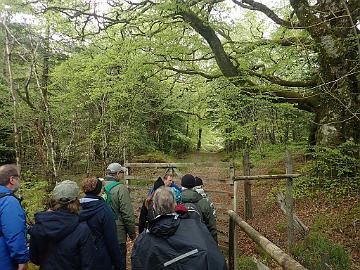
[131,214,227,270]
[138,200,156,234]
[80,195,122,270]
[29,209,95,270]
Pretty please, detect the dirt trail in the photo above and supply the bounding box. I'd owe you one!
[128,151,360,269]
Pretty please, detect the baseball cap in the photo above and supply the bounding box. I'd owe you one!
[52,180,80,201]
[106,163,126,173]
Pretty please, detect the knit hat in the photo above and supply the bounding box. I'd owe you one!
[153,177,165,191]
[83,178,103,196]
[195,177,203,186]
[52,180,79,201]
[181,174,196,189]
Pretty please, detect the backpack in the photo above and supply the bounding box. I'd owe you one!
[102,182,121,219]
[184,202,203,222]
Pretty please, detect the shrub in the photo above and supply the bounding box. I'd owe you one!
[237,256,257,270]
[295,141,360,197]
[293,232,350,270]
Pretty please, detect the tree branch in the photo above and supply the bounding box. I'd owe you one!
[232,0,304,29]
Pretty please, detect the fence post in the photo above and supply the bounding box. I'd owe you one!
[286,150,294,253]
[228,215,235,270]
[243,145,253,219]
[230,163,237,268]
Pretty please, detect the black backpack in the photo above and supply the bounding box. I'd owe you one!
[184,202,203,222]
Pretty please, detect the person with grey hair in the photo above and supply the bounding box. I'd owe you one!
[131,186,227,270]
[29,180,95,270]
[104,162,136,269]
[0,164,29,270]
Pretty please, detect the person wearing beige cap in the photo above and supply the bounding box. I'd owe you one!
[29,180,95,270]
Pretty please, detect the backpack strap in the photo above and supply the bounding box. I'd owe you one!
[104,182,121,219]
[0,192,18,237]
[104,181,121,193]
[184,202,203,222]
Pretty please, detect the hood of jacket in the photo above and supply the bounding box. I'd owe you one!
[79,195,105,221]
[181,188,203,203]
[30,209,80,241]
[149,214,180,239]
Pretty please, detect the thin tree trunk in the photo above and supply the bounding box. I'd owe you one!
[3,19,20,166]
[35,23,57,180]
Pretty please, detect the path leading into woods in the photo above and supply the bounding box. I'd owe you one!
[127,151,360,269]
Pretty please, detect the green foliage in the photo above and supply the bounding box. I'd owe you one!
[237,256,257,270]
[295,141,360,197]
[275,222,287,233]
[208,78,312,151]
[293,232,351,270]
[132,151,173,163]
[20,171,48,223]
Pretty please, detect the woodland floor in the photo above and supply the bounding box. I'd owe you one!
[127,151,360,270]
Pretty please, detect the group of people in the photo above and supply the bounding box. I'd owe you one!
[0,163,227,270]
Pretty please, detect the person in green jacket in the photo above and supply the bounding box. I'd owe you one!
[104,163,136,270]
[181,174,218,243]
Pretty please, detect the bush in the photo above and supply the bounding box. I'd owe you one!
[237,256,257,270]
[293,232,350,270]
[295,141,360,197]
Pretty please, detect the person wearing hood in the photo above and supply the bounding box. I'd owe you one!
[29,180,95,270]
[138,177,164,234]
[79,177,122,270]
[181,174,218,242]
[131,186,227,270]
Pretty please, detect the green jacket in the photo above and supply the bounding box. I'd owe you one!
[181,188,217,242]
[104,176,136,244]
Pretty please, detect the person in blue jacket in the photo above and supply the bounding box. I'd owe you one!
[0,164,29,270]
[147,172,181,196]
[29,180,95,270]
[80,177,122,270]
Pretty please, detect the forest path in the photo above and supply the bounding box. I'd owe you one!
[128,151,360,269]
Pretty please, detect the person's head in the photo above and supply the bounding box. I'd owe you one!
[194,176,203,187]
[106,163,126,181]
[163,172,174,187]
[51,180,80,214]
[82,177,103,196]
[181,174,196,189]
[145,177,164,208]
[0,164,21,192]
[153,186,176,216]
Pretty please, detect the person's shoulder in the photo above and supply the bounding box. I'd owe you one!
[0,193,21,208]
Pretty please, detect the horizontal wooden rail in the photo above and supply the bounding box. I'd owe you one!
[228,210,306,270]
[124,162,231,168]
[233,174,301,181]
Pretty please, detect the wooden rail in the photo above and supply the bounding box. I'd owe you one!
[233,174,301,181]
[228,210,307,270]
[124,162,231,168]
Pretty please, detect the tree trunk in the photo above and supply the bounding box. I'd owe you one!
[3,20,20,166]
[39,24,57,181]
[197,128,202,151]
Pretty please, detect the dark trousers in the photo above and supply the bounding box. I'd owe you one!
[119,243,127,270]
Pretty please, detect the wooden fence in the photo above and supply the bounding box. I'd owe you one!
[123,161,234,250]
[229,149,308,269]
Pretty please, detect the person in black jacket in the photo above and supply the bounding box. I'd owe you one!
[131,186,227,270]
[29,180,95,270]
[138,177,164,234]
[80,177,122,270]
